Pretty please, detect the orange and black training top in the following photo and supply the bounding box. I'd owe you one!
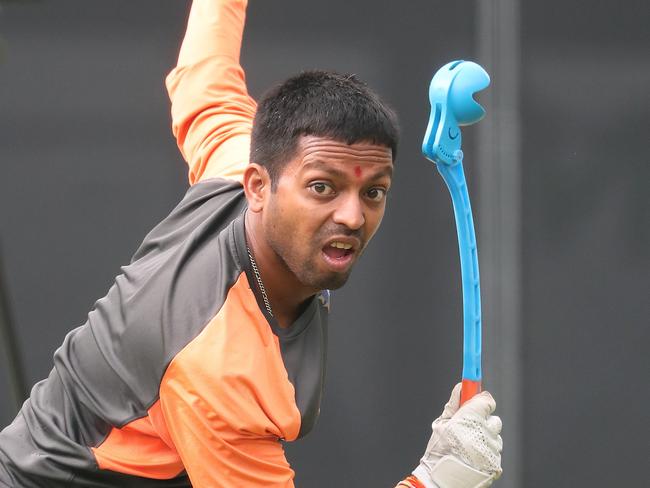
[0,1,329,486]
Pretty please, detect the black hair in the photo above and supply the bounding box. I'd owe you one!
[250,70,399,187]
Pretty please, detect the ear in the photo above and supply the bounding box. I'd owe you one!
[243,163,271,213]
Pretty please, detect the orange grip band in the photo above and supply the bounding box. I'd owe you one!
[404,475,426,488]
[460,379,482,405]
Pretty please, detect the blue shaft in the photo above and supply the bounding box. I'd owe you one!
[436,162,482,382]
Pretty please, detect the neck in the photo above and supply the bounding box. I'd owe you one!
[244,210,315,328]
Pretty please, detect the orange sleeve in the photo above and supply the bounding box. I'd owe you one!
[158,274,300,487]
[166,0,257,185]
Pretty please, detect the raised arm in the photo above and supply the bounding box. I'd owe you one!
[166,0,256,185]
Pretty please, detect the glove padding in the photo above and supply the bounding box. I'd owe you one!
[412,384,503,488]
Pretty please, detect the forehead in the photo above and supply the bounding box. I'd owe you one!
[292,136,394,174]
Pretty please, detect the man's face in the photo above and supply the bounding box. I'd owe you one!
[262,135,394,291]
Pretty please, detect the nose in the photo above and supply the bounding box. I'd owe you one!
[332,193,365,230]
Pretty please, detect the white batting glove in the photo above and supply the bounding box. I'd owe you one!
[412,384,503,488]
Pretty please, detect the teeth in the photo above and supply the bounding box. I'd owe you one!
[330,242,352,250]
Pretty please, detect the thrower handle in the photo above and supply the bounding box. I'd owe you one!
[460,379,482,405]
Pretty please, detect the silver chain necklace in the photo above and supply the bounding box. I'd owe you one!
[246,246,274,317]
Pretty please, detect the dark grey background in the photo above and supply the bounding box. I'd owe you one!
[0,1,648,487]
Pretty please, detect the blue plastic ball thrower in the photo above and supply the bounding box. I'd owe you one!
[422,60,490,405]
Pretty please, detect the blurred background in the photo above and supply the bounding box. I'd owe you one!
[0,0,647,486]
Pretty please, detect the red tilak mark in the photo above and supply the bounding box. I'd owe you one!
[354,166,362,178]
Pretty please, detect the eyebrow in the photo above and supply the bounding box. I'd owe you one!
[302,160,393,180]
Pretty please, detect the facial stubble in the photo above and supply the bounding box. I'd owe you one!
[264,197,355,291]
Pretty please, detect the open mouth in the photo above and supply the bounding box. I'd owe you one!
[321,241,356,270]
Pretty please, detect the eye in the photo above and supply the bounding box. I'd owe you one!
[366,187,387,202]
[309,182,335,196]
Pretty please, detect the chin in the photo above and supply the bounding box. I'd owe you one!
[305,271,351,291]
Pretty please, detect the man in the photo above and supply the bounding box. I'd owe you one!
[0,1,502,487]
